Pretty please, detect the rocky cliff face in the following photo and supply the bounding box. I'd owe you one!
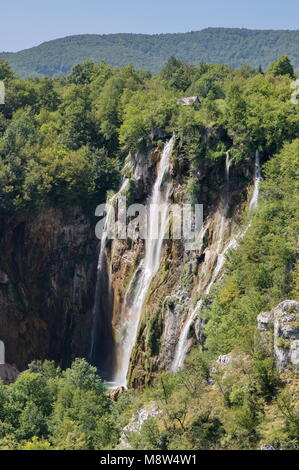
[96,138,254,387]
[0,206,97,370]
[128,157,250,386]
[258,300,299,371]
[0,139,256,383]
[0,364,19,384]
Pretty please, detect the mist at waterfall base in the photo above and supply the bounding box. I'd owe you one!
[171,150,262,372]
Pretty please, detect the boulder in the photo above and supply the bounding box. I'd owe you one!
[119,403,161,449]
[109,386,125,401]
[217,354,233,366]
[257,310,274,331]
[211,354,233,376]
[0,364,19,384]
[257,300,299,371]
[289,340,299,368]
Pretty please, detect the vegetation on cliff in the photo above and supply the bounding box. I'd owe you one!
[0,54,297,212]
[0,54,299,450]
[205,138,299,356]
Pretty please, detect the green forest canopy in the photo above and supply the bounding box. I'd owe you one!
[0,54,297,212]
[0,55,299,450]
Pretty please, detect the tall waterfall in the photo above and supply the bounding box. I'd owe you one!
[249,150,262,212]
[90,178,129,379]
[171,150,261,372]
[112,136,175,388]
[217,152,231,253]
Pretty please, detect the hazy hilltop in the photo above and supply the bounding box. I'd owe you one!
[1,27,299,77]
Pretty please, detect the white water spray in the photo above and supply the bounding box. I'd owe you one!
[249,150,262,212]
[217,152,231,253]
[112,137,175,388]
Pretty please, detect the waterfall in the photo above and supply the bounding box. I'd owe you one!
[249,150,262,212]
[89,178,129,379]
[112,136,175,388]
[171,150,261,372]
[217,152,231,253]
[171,153,230,372]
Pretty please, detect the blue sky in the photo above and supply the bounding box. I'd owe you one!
[1,0,298,52]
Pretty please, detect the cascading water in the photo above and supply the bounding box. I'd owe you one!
[171,153,231,371]
[112,136,175,388]
[249,150,262,212]
[171,150,261,372]
[90,178,129,380]
[217,151,231,253]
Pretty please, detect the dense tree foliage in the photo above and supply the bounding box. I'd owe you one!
[1,53,296,213]
[0,359,119,450]
[1,350,297,450]
[205,138,299,355]
[268,55,295,79]
[0,54,298,450]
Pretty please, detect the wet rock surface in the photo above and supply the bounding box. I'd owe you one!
[0,364,19,384]
[0,206,97,370]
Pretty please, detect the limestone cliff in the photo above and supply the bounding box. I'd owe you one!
[95,137,256,387]
[258,300,299,371]
[0,206,97,370]
[0,138,257,383]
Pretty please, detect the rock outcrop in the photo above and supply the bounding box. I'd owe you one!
[260,444,277,451]
[257,300,299,371]
[0,206,97,370]
[109,386,126,402]
[106,142,253,386]
[119,403,161,448]
[0,364,19,384]
[0,138,256,383]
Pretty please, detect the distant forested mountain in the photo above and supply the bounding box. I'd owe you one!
[1,28,299,77]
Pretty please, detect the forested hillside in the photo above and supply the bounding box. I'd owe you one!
[0,54,298,450]
[1,28,299,77]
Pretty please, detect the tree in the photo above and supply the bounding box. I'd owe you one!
[51,359,116,449]
[2,79,38,118]
[68,61,97,85]
[23,437,53,450]
[8,371,54,418]
[62,358,106,395]
[18,403,48,440]
[119,84,177,151]
[95,65,145,148]
[0,60,14,80]
[0,111,38,156]
[38,78,60,111]
[59,85,97,150]
[268,55,295,79]
[160,56,192,92]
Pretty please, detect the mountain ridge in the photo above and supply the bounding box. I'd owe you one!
[1,27,299,77]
